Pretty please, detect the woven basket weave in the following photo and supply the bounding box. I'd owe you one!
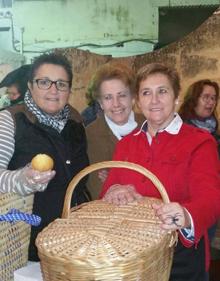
[36,161,177,281]
[0,193,33,281]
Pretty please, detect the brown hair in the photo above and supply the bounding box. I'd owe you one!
[135,63,181,99]
[178,79,219,120]
[86,62,135,105]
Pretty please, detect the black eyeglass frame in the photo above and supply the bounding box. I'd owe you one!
[33,78,70,92]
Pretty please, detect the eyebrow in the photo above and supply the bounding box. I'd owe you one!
[34,77,69,82]
[140,85,170,91]
[102,89,129,95]
[201,93,216,96]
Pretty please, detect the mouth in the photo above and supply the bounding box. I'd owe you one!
[205,107,213,111]
[112,110,124,114]
[46,97,59,102]
[150,108,161,112]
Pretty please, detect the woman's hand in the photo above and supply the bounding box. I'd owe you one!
[152,202,191,230]
[102,184,143,205]
[98,169,108,183]
[21,164,56,192]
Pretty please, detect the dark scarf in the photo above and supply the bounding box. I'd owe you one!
[24,91,69,132]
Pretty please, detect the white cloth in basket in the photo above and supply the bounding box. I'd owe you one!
[14,261,43,281]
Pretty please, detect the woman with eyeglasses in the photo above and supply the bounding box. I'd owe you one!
[0,53,89,261]
[179,79,220,155]
[179,80,220,278]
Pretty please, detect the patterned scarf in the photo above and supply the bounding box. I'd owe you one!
[189,115,217,134]
[24,91,69,132]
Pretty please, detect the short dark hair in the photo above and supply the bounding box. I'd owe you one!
[135,63,181,99]
[29,53,73,87]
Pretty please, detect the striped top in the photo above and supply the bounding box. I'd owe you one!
[0,109,47,195]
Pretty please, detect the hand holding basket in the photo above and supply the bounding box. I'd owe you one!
[37,161,176,281]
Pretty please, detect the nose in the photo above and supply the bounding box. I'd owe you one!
[151,92,159,104]
[208,100,215,106]
[112,96,120,107]
[50,82,58,93]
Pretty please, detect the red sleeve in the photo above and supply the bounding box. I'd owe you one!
[182,137,220,243]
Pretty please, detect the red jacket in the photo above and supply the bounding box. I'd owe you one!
[101,123,220,270]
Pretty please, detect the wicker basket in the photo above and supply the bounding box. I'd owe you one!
[0,193,34,281]
[36,161,177,281]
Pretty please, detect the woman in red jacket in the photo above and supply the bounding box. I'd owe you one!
[100,63,220,281]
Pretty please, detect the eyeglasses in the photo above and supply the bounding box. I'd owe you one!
[33,78,70,92]
[200,94,217,103]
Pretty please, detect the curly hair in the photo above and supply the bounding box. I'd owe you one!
[86,62,135,106]
[29,52,73,88]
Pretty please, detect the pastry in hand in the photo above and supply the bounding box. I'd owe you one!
[31,154,54,172]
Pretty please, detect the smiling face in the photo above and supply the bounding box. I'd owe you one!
[28,63,70,115]
[99,79,134,125]
[194,85,217,118]
[137,73,177,133]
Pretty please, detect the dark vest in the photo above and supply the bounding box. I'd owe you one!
[8,104,89,260]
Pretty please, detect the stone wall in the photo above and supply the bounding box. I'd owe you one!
[59,9,220,116]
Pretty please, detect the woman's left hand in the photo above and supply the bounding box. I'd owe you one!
[152,202,191,230]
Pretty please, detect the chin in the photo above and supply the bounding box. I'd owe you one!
[113,118,128,125]
[44,109,60,115]
[201,113,212,118]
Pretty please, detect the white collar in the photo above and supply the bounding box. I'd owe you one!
[134,113,183,136]
[105,111,138,140]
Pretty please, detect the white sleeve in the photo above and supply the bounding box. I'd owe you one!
[179,208,195,242]
[0,110,45,195]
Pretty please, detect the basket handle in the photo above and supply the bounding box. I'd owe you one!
[62,161,170,218]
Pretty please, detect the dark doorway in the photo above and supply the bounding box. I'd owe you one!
[155,5,219,50]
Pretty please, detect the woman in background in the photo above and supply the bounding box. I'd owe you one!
[0,64,30,109]
[86,62,144,200]
[179,79,220,154]
[179,79,220,281]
